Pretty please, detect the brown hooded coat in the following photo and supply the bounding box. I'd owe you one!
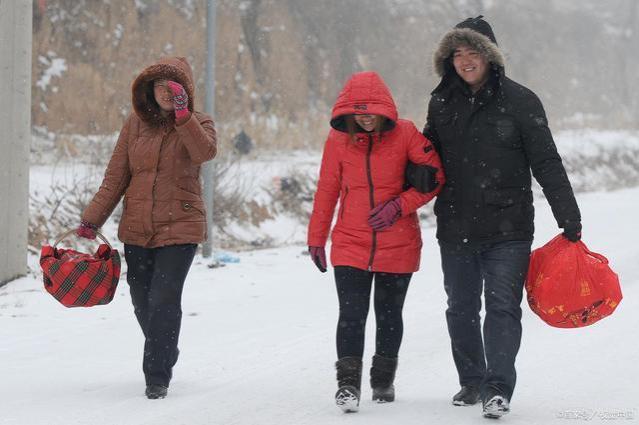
[82,57,217,247]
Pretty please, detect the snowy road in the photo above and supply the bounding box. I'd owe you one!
[1,188,638,425]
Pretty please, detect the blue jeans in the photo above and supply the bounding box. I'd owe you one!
[439,240,532,400]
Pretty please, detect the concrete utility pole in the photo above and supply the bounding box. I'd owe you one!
[202,0,217,258]
[0,1,32,286]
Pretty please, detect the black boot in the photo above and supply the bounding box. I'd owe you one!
[335,357,362,413]
[452,385,480,406]
[145,384,168,399]
[370,355,398,403]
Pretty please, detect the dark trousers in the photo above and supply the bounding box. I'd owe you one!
[334,266,412,359]
[124,243,197,387]
[439,240,531,400]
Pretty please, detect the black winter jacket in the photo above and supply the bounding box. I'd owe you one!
[424,68,580,244]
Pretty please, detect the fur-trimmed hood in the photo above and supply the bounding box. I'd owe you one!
[131,56,195,126]
[433,27,505,78]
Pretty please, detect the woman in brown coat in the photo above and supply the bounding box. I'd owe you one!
[77,56,216,399]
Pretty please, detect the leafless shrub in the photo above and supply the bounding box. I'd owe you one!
[564,151,639,193]
[28,171,120,254]
[266,169,316,222]
[203,152,276,249]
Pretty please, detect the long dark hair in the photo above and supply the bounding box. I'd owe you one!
[143,80,172,126]
[145,81,160,110]
[344,115,386,143]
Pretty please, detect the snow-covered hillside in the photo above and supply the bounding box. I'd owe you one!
[1,183,637,425]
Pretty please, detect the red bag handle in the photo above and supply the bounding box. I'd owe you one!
[576,240,609,264]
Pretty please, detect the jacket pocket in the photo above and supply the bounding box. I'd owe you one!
[174,200,206,222]
[120,198,145,234]
[433,113,456,127]
[431,113,459,156]
[484,115,520,148]
[433,185,454,216]
[182,201,205,215]
[483,188,526,208]
[177,177,202,197]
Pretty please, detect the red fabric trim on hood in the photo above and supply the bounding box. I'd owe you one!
[330,71,398,132]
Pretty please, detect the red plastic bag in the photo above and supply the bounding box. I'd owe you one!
[40,230,121,308]
[525,234,622,328]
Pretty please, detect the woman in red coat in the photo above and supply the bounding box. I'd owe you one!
[307,71,445,412]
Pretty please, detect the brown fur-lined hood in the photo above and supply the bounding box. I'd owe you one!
[433,27,505,78]
[132,56,195,126]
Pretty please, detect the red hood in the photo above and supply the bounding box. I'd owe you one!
[330,71,398,133]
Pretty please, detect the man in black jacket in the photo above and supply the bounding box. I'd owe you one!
[423,16,581,418]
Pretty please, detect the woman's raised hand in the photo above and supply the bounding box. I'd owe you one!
[167,81,190,123]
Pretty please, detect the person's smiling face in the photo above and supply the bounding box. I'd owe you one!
[452,45,490,92]
[354,114,379,132]
[153,79,175,112]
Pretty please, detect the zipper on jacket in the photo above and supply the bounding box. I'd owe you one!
[459,93,481,243]
[148,130,168,236]
[366,134,377,271]
[340,186,349,220]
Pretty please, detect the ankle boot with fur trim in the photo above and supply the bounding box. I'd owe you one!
[370,355,398,402]
[335,357,362,413]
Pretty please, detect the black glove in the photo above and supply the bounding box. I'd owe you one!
[405,162,439,194]
[562,222,582,242]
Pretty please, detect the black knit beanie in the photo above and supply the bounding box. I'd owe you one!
[455,15,498,45]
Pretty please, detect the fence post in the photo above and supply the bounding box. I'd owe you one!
[202,0,217,258]
[0,0,32,286]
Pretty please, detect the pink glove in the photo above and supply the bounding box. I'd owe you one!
[368,197,402,231]
[167,81,190,124]
[76,220,97,240]
[309,246,327,273]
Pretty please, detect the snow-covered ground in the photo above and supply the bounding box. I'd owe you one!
[2,184,637,424]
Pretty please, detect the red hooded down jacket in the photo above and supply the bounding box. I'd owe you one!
[307,71,445,273]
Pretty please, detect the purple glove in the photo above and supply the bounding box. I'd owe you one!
[167,81,190,124]
[368,197,402,231]
[76,220,97,240]
[309,246,327,273]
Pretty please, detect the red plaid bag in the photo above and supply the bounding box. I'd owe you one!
[525,234,622,328]
[40,230,121,307]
